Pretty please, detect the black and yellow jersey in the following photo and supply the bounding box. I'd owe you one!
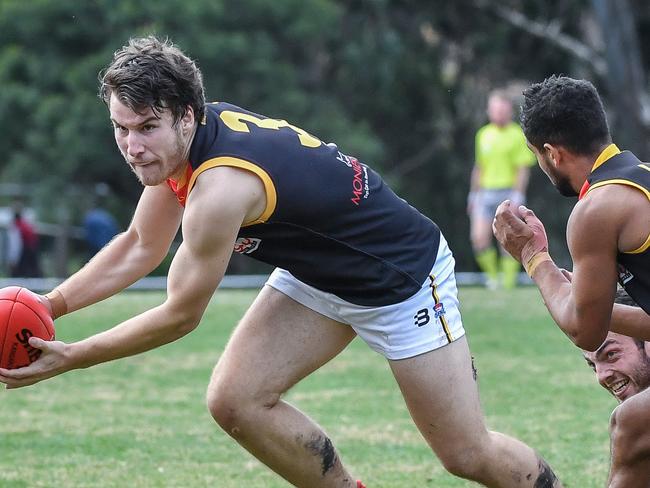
[167,102,441,306]
[580,144,650,313]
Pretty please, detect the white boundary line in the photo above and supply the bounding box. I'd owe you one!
[0,272,532,292]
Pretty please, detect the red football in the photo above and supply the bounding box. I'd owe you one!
[0,286,55,369]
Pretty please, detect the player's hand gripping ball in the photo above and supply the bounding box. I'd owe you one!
[0,287,55,369]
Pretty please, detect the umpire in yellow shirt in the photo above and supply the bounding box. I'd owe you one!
[467,89,535,289]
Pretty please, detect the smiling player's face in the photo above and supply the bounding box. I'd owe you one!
[584,332,650,402]
[109,95,191,186]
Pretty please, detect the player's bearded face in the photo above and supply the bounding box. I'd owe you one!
[602,347,650,402]
[624,351,650,400]
[110,95,191,186]
[586,334,650,403]
[536,149,578,197]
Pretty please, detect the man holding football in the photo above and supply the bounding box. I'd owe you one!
[493,75,650,486]
[0,36,562,487]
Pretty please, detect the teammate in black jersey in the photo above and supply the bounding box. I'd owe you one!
[494,75,650,486]
[0,36,562,488]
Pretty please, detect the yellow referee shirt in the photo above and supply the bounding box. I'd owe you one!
[475,122,535,189]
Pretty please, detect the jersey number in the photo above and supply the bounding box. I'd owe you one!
[219,110,322,148]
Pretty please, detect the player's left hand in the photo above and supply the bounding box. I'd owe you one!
[0,337,71,389]
[517,204,549,264]
[493,200,548,263]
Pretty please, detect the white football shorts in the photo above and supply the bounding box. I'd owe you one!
[265,234,465,360]
[474,188,524,221]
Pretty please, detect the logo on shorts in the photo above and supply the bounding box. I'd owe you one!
[433,302,446,319]
[234,237,261,254]
[413,308,430,327]
[617,264,633,285]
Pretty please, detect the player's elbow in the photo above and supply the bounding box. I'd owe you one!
[176,319,201,337]
[563,309,609,351]
[166,309,202,339]
[571,328,607,352]
[177,314,202,337]
[573,336,602,352]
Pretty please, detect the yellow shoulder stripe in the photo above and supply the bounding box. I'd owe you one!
[586,179,650,200]
[586,179,650,254]
[187,157,277,226]
[629,234,650,255]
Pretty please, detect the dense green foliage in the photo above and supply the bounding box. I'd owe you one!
[0,0,648,271]
[0,288,614,486]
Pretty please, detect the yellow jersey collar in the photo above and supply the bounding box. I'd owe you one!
[591,144,621,172]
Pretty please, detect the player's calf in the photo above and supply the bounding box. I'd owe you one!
[434,431,561,487]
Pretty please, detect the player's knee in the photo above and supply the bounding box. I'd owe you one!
[205,379,280,436]
[206,384,239,433]
[437,443,489,481]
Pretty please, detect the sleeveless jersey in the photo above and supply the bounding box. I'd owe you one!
[581,147,650,313]
[167,102,441,306]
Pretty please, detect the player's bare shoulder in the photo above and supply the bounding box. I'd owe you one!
[186,165,268,228]
[573,184,649,253]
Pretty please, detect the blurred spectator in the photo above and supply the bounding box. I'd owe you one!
[6,216,22,274]
[467,89,535,289]
[9,200,42,277]
[83,183,119,256]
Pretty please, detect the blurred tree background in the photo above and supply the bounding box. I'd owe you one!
[0,0,648,275]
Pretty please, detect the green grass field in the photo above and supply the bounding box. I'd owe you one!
[1,287,615,487]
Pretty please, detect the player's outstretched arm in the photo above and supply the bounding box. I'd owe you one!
[46,184,184,317]
[0,167,265,388]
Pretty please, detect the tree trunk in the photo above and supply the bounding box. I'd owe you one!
[592,0,650,157]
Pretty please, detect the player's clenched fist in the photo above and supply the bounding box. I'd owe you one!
[493,200,549,267]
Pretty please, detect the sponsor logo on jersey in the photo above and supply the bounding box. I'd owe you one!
[234,237,261,254]
[335,151,370,205]
[335,151,354,168]
[618,264,634,285]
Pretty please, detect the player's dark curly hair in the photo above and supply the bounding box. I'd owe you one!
[520,75,611,155]
[98,36,205,125]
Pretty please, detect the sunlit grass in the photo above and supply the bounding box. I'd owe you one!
[0,288,614,487]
